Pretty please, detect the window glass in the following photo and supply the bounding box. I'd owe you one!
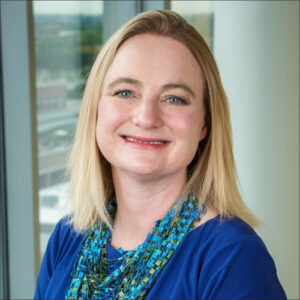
[33,0,104,258]
[171,1,214,50]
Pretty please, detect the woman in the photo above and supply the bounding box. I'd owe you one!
[34,10,286,299]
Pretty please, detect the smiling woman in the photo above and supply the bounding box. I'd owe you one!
[34,10,286,299]
[97,34,206,183]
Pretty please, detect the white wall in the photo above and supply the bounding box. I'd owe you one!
[214,1,299,298]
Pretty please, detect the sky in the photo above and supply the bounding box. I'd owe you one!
[33,1,212,15]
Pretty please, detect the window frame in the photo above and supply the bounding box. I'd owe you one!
[0,1,39,297]
[0,2,9,298]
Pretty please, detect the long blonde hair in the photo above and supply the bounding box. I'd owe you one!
[68,10,260,232]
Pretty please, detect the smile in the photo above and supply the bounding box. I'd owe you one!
[121,135,170,145]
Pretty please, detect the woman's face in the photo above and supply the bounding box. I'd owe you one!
[96,34,207,179]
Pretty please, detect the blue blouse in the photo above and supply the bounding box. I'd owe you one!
[34,215,286,299]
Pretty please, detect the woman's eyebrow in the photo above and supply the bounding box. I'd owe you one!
[161,83,195,98]
[107,77,195,98]
[107,77,142,89]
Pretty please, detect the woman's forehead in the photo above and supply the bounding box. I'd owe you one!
[104,33,204,91]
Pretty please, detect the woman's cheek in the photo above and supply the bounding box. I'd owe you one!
[167,110,202,138]
[98,97,128,130]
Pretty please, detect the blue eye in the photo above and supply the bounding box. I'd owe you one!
[114,90,132,98]
[166,96,187,105]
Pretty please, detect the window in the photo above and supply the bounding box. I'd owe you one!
[32,0,138,259]
[33,1,103,258]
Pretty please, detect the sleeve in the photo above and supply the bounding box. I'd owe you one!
[198,236,287,300]
[33,219,64,299]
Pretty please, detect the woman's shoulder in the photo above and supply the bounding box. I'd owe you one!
[45,216,86,268]
[188,213,281,282]
[191,210,261,245]
[50,216,83,244]
[148,212,286,299]
[183,214,287,299]
[185,212,272,265]
[34,217,87,299]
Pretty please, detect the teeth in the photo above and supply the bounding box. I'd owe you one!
[125,137,165,144]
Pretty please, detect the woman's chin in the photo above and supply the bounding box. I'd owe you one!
[122,167,163,179]
[112,162,166,180]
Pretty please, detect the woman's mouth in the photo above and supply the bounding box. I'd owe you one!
[121,135,170,147]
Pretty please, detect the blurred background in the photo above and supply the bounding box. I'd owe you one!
[0,0,298,298]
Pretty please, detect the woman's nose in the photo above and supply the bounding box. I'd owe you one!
[132,96,163,129]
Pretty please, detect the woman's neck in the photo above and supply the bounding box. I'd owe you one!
[110,169,187,250]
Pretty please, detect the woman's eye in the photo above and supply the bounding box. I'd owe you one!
[114,90,132,98]
[166,96,187,105]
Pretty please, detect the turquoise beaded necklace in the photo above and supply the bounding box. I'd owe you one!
[65,194,206,299]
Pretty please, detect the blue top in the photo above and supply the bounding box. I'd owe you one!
[34,215,286,299]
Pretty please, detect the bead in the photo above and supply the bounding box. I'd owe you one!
[65,194,205,299]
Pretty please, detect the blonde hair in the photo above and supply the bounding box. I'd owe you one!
[68,10,260,232]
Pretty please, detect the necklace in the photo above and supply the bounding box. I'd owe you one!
[65,194,206,299]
